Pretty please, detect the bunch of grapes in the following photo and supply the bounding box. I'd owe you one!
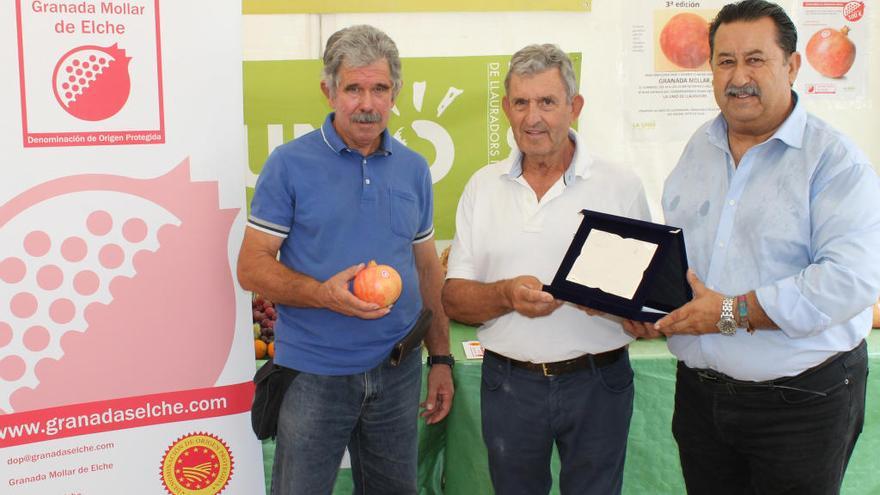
[252,295,277,359]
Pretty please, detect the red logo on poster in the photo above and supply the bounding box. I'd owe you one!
[52,44,132,121]
[160,432,234,494]
[15,0,164,147]
[843,1,864,22]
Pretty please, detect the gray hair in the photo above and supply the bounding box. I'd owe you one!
[504,44,578,103]
[322,25,402,98]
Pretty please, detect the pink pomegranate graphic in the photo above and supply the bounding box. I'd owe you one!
[0,160,238,414]
[52,44,131,121]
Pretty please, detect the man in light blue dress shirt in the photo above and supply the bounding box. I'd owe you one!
[626,1,880,493]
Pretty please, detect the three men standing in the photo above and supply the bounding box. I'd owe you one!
[239,4,878,493]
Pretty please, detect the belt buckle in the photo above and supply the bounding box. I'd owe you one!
[542,363,554,376]
[696,370,718,382]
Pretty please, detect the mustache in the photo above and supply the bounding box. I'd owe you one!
[351,112,382,123]
[725,84,761,97]
[522,125,548,133]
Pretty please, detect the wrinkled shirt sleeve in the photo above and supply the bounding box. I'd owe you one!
[757,157,880,338]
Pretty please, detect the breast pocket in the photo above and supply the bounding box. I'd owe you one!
[390,190,419,240]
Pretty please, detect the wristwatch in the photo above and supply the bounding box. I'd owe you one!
[427,354,455,369]
[716,296,737,336]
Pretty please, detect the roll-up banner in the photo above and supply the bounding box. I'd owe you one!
[2,1,265,494]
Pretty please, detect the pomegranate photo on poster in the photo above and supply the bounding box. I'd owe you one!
[658,12,711,70]
[805,26,856,79]
[796,0,867,99]
[653,10,718,73]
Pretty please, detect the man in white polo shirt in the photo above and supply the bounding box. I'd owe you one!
[442,44,650,495]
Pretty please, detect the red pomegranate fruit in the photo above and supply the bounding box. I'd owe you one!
[659,13,710,69]
[352,261,402,307]
[52,44,131,121]
[806,26,856,78]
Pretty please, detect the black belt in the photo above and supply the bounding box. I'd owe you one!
[484,347,626,376]
[685,339,866,396]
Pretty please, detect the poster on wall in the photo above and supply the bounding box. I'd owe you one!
[242,0,591,14]
[243,54,581,240]
[795,0,870,100]
[621,0,724,142]
[2,1,265,494]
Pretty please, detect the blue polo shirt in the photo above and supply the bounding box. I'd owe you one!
[248,113,434,375]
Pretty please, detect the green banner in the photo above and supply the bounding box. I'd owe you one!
[243,54,581,240]
[242,0,590,14]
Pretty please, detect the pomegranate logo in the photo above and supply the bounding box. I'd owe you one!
[160,432,233,495]
[843,1,864,22]
[52,44,131,121]
[0,160,237,414]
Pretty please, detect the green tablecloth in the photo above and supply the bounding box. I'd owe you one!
[262,326,880,494]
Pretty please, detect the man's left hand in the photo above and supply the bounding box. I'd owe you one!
[622,319,664,339]
[654,270,723,336]
[420,364,454,425]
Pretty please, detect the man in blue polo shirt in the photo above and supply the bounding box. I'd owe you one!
[237,25,453,494]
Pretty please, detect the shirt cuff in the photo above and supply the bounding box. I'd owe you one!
[756,278,832,339]
[247,215,290,238]
[413,226,434,244]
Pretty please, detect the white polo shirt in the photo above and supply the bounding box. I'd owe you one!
[446,130,652,362]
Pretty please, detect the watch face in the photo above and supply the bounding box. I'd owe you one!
[716,319,737,336]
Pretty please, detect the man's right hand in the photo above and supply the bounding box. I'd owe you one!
[318,263,391,319]
[504,275,563,318]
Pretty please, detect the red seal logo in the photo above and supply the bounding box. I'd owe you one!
[843,1,865,22]
[52,44,132,121]
[160,432,234,495]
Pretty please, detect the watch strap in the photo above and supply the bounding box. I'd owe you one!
[427,354,455,368]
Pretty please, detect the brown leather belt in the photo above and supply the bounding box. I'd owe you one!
[484,347,626,376]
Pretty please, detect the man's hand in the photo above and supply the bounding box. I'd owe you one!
[622,319,665,339]
[420,364,454,424]
[654,270,723,335]
[575,304,605,317]
[317,263,390,319]
[504,276,563,318]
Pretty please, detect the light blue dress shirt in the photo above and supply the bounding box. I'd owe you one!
[663,93,880,381]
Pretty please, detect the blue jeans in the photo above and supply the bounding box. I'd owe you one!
[271,348,421,495]
[480,350,634,495]
[673,340,868,495]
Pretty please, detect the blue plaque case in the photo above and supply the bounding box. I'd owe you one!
[543,209,692,322]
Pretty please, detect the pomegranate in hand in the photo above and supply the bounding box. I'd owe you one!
[806,26,856,78]
[353,260,402,308]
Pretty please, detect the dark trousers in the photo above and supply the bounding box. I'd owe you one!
[672,340,867,495]
[480,350,634,495]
